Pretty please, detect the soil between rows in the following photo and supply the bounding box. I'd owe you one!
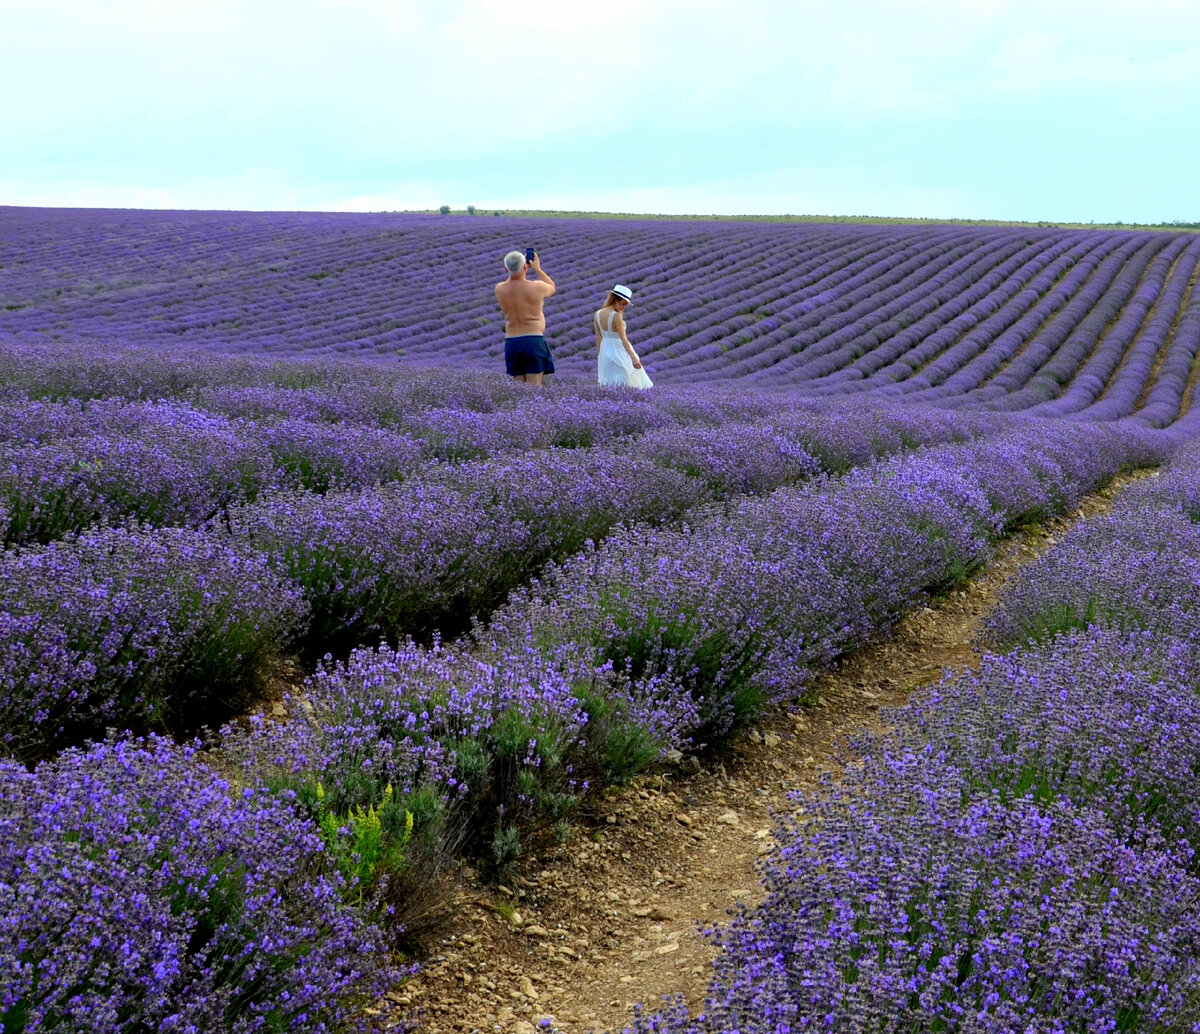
[380,475,1144,1034]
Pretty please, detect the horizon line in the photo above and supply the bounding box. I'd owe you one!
[3,202,1198,235]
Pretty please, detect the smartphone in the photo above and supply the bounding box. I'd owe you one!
[525,247,536,264]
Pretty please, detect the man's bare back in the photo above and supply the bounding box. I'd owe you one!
[495,253,556,336]
[496,250,558,384]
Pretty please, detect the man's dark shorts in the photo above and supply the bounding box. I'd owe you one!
[504,335,555,376]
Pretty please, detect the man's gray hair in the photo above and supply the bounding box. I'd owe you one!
[503,250,526,274]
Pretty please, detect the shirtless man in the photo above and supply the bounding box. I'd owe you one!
[495,249,556,384]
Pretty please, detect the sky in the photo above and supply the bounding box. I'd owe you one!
[2,0,1199,223]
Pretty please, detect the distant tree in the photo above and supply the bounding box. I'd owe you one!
[439,205,451,215]
[466,205,476,215]
[493,211,501,217]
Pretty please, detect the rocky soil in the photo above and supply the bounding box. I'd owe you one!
[380,477,1141,1034]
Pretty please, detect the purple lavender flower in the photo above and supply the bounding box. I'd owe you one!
[0,735,401,1032]
[671,759,1200,1033]
[0,523,308,761]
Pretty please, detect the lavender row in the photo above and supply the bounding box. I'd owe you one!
[0,736,400,1033]
[0,339,672,421]
[1142,259,1200,432]
[979,235,1172,411]
[225,449,709,651]
[0,443,706,754]
[897,234,1133,402]
[0,524,308,762]
[668,229,998,378]
[0,404,1004,761]
[960,234,1153,406]
[0,398,281,542]
[637,456,1200,1033]
[0,342,1023,530]
[988,442,1200,646]
[869,234,1113,397]
[1,211,994,372]
[1041,235,1200,420]
[6,210,1200,422]
[223,407,1008,652]
[805,233,1113,399]
[628,230,918,365]
[644,632,1200,1032]
[667,230,1047,382]
[16,207,1193,405]
[0,376,774,542]
[988,503,1200,646]
[764,234,1037,381]
[2,220,1200,427]
[809,233,1085,389]
[609,226,918,368]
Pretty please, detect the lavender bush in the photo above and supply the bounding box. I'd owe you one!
[220,637,696,920]
[0,523,308,761]
[634,423,821,497]
[639,755,1200,1034]
[987,506,1200,645]
[0,735,401,1033]
[257,417,428,492]
[921,419,1166,531]
[899,627,1200,860]
[226,449,708,650]
[1120,439,1200,518]
[0,398,277,543]
[767,406,1007,473]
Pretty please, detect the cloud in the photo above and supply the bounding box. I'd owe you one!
[468,162,980,221]
[320,184,446,212]
[3,0,1199,220]
[990,33,1200,93]
[0,168,316,211]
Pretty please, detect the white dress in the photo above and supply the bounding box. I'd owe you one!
[596,309,653,389]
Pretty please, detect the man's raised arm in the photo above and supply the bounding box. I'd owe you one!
[530,254,555,295]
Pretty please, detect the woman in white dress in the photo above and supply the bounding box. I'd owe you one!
[595,284,653,389]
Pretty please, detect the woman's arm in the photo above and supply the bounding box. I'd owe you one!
[594,313,603,352]
[614,313,642,368]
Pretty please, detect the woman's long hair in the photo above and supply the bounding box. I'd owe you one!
[603,292,628,309]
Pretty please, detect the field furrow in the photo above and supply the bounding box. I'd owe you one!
[957,234,1151,404]
[1063,234,1200,420]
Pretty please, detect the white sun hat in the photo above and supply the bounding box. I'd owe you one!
[612,284,634,302]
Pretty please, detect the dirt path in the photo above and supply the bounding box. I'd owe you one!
[386,476,1142,1034]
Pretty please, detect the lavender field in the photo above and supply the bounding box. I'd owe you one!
[4,207,1200,425]
[3,206,1200,1033]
